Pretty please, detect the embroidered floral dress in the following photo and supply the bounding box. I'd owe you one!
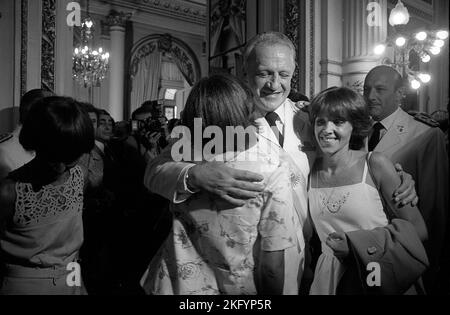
[308,158,389,295]
[140,137,303,295]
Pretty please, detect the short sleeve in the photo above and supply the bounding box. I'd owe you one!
[258,163,297,252]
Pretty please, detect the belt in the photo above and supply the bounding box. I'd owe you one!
[3,264,72,279]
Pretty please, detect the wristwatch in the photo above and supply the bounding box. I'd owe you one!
[185,166,200,194]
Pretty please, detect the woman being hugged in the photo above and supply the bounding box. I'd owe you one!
[0,96,94,295]
[140,74,302,295]
[307,87,427,295]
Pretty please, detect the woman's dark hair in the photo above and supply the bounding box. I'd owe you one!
[181,74,256,153]
[79,102,98,119]
[20,96,95,164]
[168,118,180,133]
[310,87,371,150]
[182,74,254,134]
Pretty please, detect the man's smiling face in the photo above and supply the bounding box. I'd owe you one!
[246,44,295,114]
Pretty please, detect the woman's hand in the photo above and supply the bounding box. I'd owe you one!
[326,232,349,262]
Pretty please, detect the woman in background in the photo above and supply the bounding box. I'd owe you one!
[0,96,94,295]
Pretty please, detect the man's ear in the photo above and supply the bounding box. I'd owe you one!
[395,86,406,104]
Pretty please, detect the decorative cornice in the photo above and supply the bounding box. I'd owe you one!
[103,0,206,26]
[41,0,56,92]
[106,10,132,28]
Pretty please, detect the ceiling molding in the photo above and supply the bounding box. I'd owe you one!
[89,0,206,25]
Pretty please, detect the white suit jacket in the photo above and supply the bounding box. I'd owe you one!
[369,108,449,291]
[0,126,35,181]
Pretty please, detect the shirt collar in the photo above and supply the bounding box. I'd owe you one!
[274,99,288,124]
[376,107,401,130]
[95,140,105,153]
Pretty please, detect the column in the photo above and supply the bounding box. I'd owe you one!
[107,11,129,121]
[319,0,344,90]
[55,0,73,97]
[342,0,387,92]
[99,21,111,111]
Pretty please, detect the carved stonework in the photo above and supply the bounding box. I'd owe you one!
[41,0,56,92]
[285,0,300,91]
[309,0,315,97]
[21,0,27,96]
[130,34,201,86]
[136,0,206,24]
[106,10,131,29]
[130,42,158,76]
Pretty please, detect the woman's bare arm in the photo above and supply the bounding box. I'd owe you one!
[369,153,428,241]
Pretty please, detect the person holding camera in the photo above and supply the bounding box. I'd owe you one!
[127,101,169,164]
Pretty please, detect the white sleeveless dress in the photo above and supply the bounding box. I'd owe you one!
[308,156,389,295]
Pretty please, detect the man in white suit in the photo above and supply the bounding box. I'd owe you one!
[144,34,417,293]
[364,65,449,294]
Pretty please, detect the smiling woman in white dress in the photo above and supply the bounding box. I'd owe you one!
[307,87,428,295]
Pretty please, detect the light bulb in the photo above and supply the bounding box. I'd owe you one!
[418,73,431,83]
[74,48,79,54]
[430,46,441,55]
[85,20,93,29]
[395,37,406,47]
[411,80,421,90]
[415,32,427,41]
[374,44,386,55]
[437,30,449,40]
[105,53,110,59]
[421,54,431,63]
[433,39,445,48]
[92,51,98,56]
[99,47,103,53]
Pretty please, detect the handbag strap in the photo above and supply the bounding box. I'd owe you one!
[365,153,398,221]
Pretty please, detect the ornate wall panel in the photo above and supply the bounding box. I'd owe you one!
[20,0,27,97]
[41,0,56,92]
[285,0,301,92]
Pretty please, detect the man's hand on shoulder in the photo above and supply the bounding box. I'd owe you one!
[187,162,265,206]
[393,163,419,207]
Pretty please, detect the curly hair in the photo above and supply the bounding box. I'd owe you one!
[310,87,371,150]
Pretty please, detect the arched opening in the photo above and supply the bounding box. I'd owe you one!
[127,34,201,119]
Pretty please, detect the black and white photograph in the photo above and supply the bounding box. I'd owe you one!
[0,0,448,302]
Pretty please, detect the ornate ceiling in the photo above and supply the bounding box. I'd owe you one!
[91,0,207,25]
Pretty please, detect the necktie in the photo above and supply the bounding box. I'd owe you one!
[368,122,384,151]
[265,111,284,147]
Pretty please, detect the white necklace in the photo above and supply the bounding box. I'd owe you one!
[316,154,353,214]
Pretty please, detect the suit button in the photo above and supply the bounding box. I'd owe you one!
[367,246,377,255]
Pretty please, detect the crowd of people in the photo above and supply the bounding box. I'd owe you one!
[0,31,448,295]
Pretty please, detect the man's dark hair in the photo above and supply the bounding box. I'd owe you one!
[19,89,53,124]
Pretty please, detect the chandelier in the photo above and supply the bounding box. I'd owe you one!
[72,1,110,88]
[373,0,448,90]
